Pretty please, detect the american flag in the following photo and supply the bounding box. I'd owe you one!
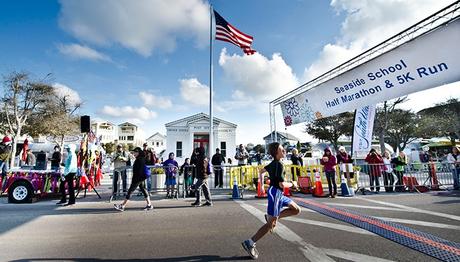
[214,10,256,55]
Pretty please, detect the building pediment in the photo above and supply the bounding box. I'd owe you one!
[165,113,237,129]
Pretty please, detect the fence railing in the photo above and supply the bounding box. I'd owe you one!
[109,161,457,200]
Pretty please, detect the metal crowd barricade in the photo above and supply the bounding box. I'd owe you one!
[350,162,455,194]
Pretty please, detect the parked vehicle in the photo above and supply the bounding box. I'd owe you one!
[1,169,61,203]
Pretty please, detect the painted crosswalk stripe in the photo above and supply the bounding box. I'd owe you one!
[360,198,460,222]
[235,200,334,262]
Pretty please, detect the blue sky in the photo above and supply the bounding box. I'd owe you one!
[1,0,458,144]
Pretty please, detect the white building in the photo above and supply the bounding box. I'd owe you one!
[118,122,143,146]
[91,121,117,144]
[165,113,237,163]
[263,131,302,147]
[146,132,167,155]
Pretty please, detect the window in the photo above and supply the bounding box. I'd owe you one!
[127,136,134,141]
[221,141,227,157]
[156,142,159,146]
[161,142,163,146]
[119,136,123,140]
[176,141,182,158]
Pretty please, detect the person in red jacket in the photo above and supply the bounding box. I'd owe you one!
[320,147,337,198]
[365,148,383,193]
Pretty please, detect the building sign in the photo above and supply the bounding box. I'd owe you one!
[281,18,460,126]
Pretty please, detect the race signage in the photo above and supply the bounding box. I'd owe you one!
[352,105,376,158]
[281,18,460,126]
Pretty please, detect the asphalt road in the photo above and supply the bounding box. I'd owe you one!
[0,185,459,262]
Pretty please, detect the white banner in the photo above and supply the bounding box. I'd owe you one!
[281,18,460,126]
[352,105,376,158]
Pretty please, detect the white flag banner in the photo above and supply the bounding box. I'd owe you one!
[281,18,460,127]
[352,105,376,158]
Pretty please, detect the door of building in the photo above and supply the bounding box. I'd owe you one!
[193,134,209,156]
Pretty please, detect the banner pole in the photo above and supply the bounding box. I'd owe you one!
[209,5,214,159]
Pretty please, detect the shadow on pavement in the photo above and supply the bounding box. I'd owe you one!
[11,255,250,261]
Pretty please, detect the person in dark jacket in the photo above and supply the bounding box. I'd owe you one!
[114,147,152,211]
[191,147,212,206]
[365,148,383,193]
[211,148,226,188]
[49,146,62,171]
[290,148,303,180]
[320,147,337,198]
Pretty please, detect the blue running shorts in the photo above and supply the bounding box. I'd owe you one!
[267,186,292,217]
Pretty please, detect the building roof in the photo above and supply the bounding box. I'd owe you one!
[165,113,237,128]
[263,131,301,142]
[118,122,137,127]
[146,132,166,141]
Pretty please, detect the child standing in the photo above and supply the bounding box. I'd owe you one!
[163,152,179,198]
[241,142,301,259]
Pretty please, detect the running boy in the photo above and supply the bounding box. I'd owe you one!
[241,142,301,259]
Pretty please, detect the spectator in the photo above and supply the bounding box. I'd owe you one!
[112,145,129,195]
[365,149,383,193]
[57,144,77,206]
[0,136,12,191]
[336,146,353,183]
[211,148,226,188]
[290,148,303,180]
[257,152,263,165]
[191,147,212,206]
[49,145,62,171]
[163,152,179,198]
[114,147,152,211]
[227,158,233,165]
[320,147,337,198]
[235,144,249,166]
[143,144,156,193]
[447,146,460,190]
[241,142,301,259]
[26,149,36,167]
[180,158,193,197]
[392,151,407,192]
[382,151,395,192]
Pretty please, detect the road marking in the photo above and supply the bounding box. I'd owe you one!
[237,200,396,262]
[359,198,460,222]
[326,203,409,212]
[375,216,460,230]
[284,217,375,235]
[235,200,334,262]
[323,249,395,262]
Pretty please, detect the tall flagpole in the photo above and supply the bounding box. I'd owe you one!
[209,5,214,159]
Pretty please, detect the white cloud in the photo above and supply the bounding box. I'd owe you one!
[58,0,209,57]
[139,91,172,109]
[180,78,209,106]
[57,43,112,62]
[219,48,298,102]
[52,83,82,106]
[100,105,157,122]
[303,0,453,80]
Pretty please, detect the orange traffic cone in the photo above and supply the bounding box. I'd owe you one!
[283,185,292,196]
[313,170,327,197]
[255,176,267,198]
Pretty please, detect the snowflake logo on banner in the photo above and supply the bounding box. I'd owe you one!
[284,116,293,126]
[299,104,315,123]
[283,98,300,116]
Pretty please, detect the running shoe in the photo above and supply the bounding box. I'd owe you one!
[202,201,213,207]
[143,205,153,211]
[114,204,125,212]
[191,202,200,206]
[242,240,259,259]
